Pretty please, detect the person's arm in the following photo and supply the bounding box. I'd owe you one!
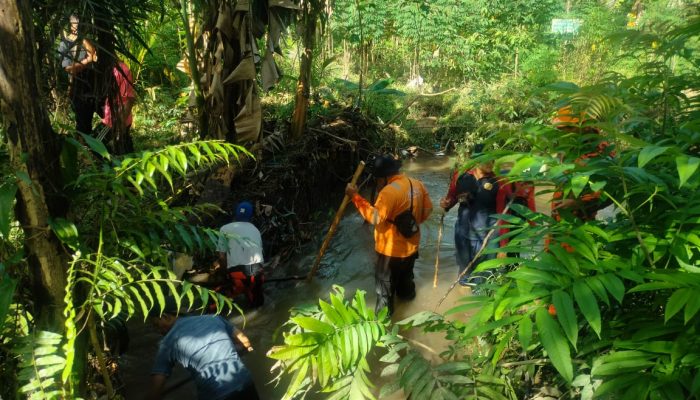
[213,252,227,270]
[65,38,96,75]
[345,183,391,226]
[147,374,167,400]
[439,170,459,212]
[82,38,97,63]
[232,326,253,352]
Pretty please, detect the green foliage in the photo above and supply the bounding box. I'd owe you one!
[3,139,249,397]
[16,331,66,400]
[268,286,389,400]
[273,6,700,400]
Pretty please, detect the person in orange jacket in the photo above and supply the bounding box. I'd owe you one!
[551,106,615,222]
[345,154,433,316]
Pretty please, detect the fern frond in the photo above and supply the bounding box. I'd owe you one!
[113,140,251,193]
[16,330,66,400]
[267,287,390,400]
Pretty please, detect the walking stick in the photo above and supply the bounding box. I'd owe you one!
[436,197,514,309]
[433,212,445,288]
[306,161,366,282]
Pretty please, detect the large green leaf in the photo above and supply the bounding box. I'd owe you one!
[536,307,573,383]
[597,274,625,303]
[676,155,700,187]
[638,146,669,168]
[552,290,578,349]
[573,281,601,338]
[570,174,590,198]
[79,132,111,161]
[518,314,533,351]
[592,351,655,376]
[0,183,17,238]
[48,218,80,250]
[665,288,691,323]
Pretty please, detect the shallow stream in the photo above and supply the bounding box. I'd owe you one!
[121,155,473,399]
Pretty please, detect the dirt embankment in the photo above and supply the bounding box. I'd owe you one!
[197,108,383,265]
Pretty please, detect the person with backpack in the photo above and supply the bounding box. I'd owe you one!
[439,144,500,288]
[345,154,433,316]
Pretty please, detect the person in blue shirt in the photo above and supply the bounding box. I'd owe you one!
[148,311,259,400]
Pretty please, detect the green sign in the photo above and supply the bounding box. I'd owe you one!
[551,18,582,34]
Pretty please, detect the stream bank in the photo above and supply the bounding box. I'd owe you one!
[121,154,471,399]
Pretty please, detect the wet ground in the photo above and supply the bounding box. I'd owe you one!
[119,155,553,399]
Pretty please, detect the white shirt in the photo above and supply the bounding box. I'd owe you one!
[216,222,264,267]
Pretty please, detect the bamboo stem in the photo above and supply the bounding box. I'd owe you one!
[87,314,114,398]
[433,212,445,288]
[307,161,366,281]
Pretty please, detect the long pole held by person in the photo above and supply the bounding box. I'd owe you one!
[433,211,445,288]
[307,161,366,282]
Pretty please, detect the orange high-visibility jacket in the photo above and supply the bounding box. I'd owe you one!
[351,174,433,257]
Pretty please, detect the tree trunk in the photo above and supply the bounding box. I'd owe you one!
[0,0,69,329]
[290,0,320,140]
[179,0,209,139]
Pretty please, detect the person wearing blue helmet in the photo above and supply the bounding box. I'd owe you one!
[214,201,265,307]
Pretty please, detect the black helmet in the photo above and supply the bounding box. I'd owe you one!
[373,154,401,178]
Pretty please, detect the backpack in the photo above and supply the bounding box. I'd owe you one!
[391,179,419,238]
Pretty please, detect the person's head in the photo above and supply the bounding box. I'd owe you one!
[151,312,178,335]
[148,296,181,335]
[471,143,494,174]
[234,201,254,222]
[372,154,401,183]
[69,14,79,35]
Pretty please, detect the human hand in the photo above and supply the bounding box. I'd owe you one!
[234,329,253,352]
[439,197,451,210]
[345,183,358,198]
[552,198,577,211]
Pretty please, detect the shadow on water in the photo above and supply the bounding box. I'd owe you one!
[121,154,480,399]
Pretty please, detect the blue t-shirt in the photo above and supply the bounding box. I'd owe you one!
[152,315,252,399]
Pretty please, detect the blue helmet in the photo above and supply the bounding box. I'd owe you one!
[235,201,254,222]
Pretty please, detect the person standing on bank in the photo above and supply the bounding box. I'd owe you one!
[214,201,265,308]
[148,309,259,399]
[57,14,100,136]
[345,154,433,316]
[439,144,500,287]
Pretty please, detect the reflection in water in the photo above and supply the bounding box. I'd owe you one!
[123,155,476,399]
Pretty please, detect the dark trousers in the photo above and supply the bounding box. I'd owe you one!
[71,96,100,136]
[375,252,417,316]
[224,382,260,400]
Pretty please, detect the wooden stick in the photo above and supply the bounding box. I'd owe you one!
[436,197,514,309]
[306,161,366,282]
[433,212,445,288]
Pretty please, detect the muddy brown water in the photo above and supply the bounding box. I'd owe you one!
[120,155,552,399]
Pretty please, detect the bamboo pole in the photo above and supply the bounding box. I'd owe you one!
[307,161,366,282]
[432,212,445,288]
